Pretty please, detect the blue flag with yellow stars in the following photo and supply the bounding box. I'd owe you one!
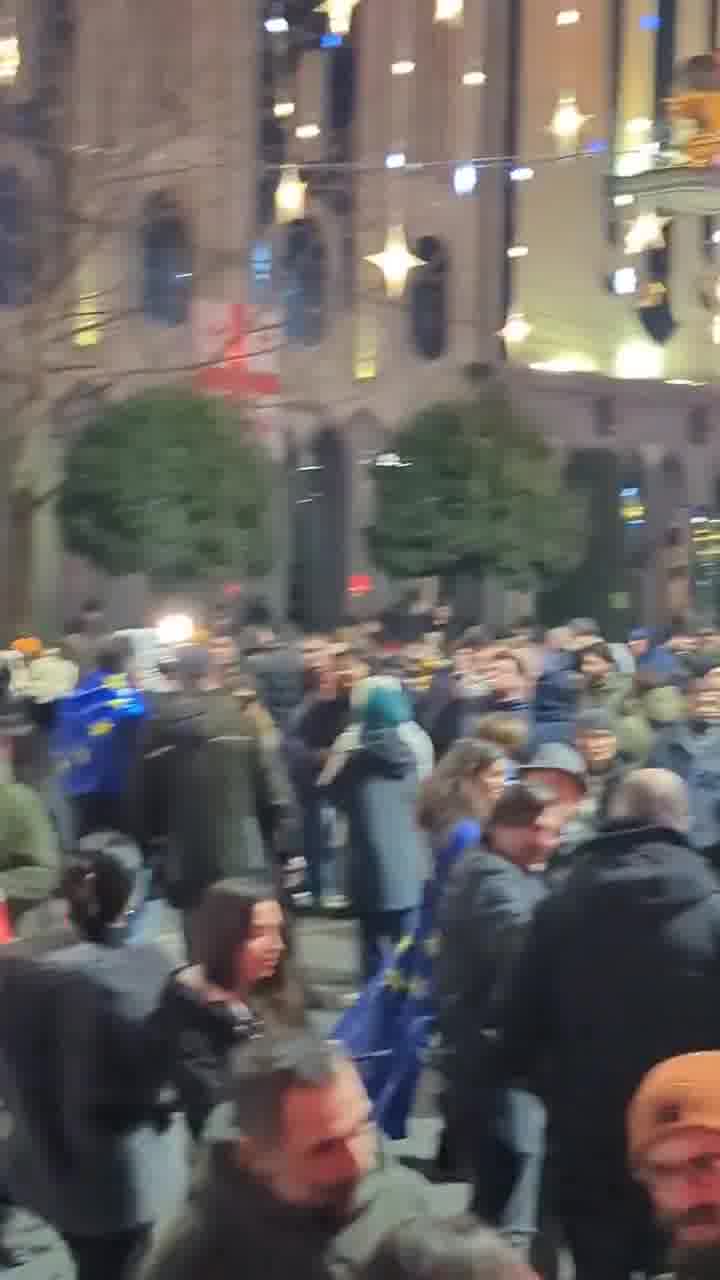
[53,671,147,797]
[334,819,482,1139]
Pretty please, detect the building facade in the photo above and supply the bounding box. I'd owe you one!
[5,0,720,634]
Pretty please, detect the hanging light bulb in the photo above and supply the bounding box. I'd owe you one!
[315,0,360,35]
[275,165,307,223]
[549,95,591,146]
[435,0,463,22]
[624,211,669,255]
[498,312,532,344]
[365,225,425,299]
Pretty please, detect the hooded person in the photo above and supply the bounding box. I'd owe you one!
[320,678,434,981]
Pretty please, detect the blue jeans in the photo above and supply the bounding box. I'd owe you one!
[302,795,340,901]
[358,908,416,983]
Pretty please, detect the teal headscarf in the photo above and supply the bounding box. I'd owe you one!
[360,679,413,732]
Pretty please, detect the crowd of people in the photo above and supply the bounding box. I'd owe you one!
[1,601,720,1280]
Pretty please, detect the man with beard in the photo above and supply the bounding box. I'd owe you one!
[628,1053,720,1280]
[141,1032,433,1280]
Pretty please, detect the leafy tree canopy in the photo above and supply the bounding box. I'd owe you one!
[59,388,272,584]
[369,390,587,587]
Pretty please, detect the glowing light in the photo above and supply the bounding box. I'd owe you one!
[667,379,706,386]
[613,194,635,207]
[713,229,720,245]
[612,267,638,295]
[549,95,591,145]
[295,123,321,140]
[274,165,307,223]
[614,340,663,379]
[0,37,20,84]
[510,166,534,182]
[499,311,532,344]
[392,60,415,76]
[156,615,195,647]
[314,0,359,34]
[626,116,653,135]
[453,163,478,194]
[265,11,289,33]
[624,211,669,255]
[365,225,425,298]
[273,100,296,118]
[435,0,463,21]
[462,69,487,86]
[385,151,406,169]
[556,9,581,24]
[507,245,529,258]
[530,354,596,373]
[713,315,720,346]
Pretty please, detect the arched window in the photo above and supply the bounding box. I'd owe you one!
[284,217,327,346]
[0,168,31,306]
[409,235,448,360]
[141,193,192,325]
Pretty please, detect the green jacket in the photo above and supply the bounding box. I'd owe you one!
[141,1143,432,1280]
[0,782,60,922]
[160,690,295,910]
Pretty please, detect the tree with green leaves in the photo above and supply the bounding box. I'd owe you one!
[59,388,273,585]
[369,390,587,589]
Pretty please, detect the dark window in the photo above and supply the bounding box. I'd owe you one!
[0,168,31,307]
[284,217,327,346]
[410,235,449,361]
[141,193,192,325]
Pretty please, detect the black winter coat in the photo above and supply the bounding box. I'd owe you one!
[496,823,720,1176]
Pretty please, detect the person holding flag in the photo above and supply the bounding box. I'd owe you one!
[333,739,507,1140]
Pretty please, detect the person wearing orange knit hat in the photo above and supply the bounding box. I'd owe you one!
[629,1052,720,1278]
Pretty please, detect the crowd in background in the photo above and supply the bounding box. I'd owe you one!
[1,600,720,1279]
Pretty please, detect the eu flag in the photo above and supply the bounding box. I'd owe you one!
[53,672,147,798]
[334,819,481,1139]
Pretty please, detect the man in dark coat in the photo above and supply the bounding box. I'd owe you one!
[140,1032,433,1280]
[494,769,720,1280]
[649,664,720,852]
[435,783,556,1251]
[146,648,295,928]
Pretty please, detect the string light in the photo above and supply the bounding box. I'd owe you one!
[365,225,425,299]
[613,193,635,207]
[462,69,487,86]
[454,163,477,194]
[392,60,415,76]
[713,315,720,346]
[507,245,529,258]
[295,123,321,140]
[624,212,669,255]
[273,100,296,119]
[385,151,406,169]
[315,0,360,35]
[549,95,591,146]
[435,0,463,21]
[510,166,534,182]
[0,36,19,84]
[556,9,581,24]
[499,312,532,344]
[275,165,307,223]
[265,5,289,34]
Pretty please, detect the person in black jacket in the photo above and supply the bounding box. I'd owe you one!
[166,877,307,1137]
[435,783,556,1252]
[0,831,186,1280]
[494,769,720,1280]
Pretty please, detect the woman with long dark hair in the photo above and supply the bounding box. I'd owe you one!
[166,877,306,1136]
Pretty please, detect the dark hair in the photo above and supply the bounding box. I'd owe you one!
[364,1217,523,1280]
[192,879,305,1027]
[457,625,496,652]
[579,641,614,667]
[95,634,132,675]
[486,781,554,831]
[418,739,505,835]
[62,831,143,941]
[474,713,530,759]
